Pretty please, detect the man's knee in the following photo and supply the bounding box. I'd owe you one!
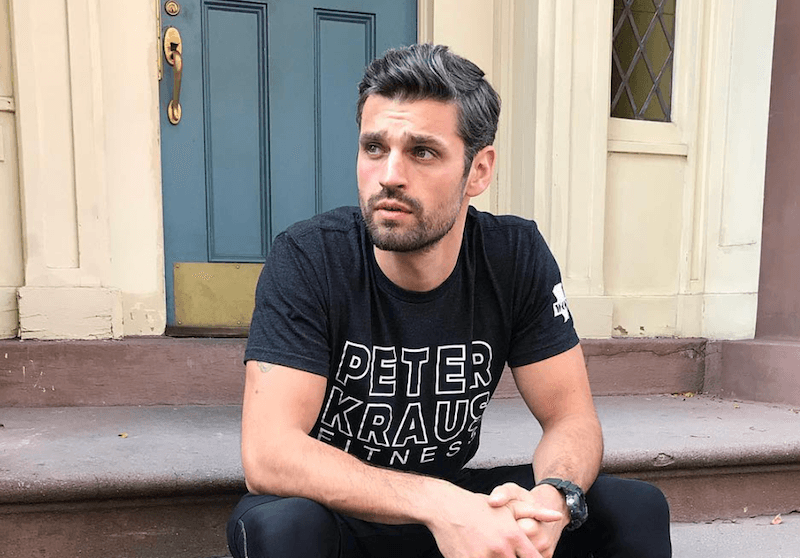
[587,476,671,558]
[227,495,340,558]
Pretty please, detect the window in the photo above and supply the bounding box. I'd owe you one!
[611,0,676,121]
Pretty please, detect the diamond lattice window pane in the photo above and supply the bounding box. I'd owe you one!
[611,0,676,121]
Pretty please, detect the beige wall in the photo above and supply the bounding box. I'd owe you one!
[0,0,777,340]
[98,1,166,336]
[603,0,774,340]
[436,0,775,340]
[0,0,22,338]
[9,0,165,339]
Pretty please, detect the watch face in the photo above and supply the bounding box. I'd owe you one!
[566,490,589,530]
[566,494,578,507]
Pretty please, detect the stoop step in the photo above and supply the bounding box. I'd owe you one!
[0,337,707,407]
[474,395,800,522]
[671,513,800,558]
[2,395,800,557]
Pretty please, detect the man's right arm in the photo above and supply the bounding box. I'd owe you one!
[240,360,553,558]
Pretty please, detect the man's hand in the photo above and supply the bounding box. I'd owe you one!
[487,482,569,558]
[427,488,545,558]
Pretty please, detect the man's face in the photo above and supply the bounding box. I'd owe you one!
[357,95,469,253]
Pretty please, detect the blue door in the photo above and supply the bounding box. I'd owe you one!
[159,0,416,333]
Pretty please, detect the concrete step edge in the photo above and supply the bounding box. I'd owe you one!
[2,395,799,509]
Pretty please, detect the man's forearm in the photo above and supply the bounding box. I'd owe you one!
[511,345,604,493]
[532,413,603,491]
[241,361,461,527]
[243,429,457,527]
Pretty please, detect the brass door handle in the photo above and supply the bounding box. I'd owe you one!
[164,27,183,125]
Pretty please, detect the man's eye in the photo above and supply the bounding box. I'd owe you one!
[364,143,383,155]
[414,147,434,160]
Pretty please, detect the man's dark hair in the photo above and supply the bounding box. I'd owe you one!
[356,43,501,172]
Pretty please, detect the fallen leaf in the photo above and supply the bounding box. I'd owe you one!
[734,404,741,409]
[771,514,783,525]
[118,433,128,439]
[682,392,695,398]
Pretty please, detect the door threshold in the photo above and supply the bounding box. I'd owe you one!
[165,326,249,338]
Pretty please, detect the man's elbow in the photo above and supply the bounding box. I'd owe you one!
[243,458,291,496]
[244,477,259,495]
[243,473,275,496]
[241,443,281,495]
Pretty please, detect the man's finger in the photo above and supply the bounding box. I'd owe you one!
[518,517,537,536]
[514,533,544,558]
[506,500,564,522]
[487,482,530,506]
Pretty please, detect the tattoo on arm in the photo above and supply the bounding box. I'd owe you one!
[257,362,274,374]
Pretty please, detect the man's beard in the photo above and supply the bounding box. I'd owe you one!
[360,181,466,253]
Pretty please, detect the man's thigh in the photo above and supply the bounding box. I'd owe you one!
[227,492,439,558]
[226,469,670,558]
[227,493,342,558]
[225,467,539,558]
[452,464,537,494]
[557,474,672,558]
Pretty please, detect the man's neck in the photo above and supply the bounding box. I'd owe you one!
[373,208,468,292]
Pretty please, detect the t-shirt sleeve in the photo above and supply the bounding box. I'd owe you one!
[506,224,580,368]
[244,231,332,377]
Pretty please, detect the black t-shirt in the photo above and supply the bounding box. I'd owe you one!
[245,206,579,481]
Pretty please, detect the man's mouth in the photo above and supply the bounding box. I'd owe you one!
[374,201,412,213]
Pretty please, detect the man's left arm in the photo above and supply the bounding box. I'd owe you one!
[488,342,603,557]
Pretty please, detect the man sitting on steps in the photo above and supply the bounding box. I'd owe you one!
[227,43,672,558]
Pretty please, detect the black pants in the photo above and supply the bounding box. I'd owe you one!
[226,467,672,558]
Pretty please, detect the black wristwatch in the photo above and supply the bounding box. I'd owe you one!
[536,478,588,531]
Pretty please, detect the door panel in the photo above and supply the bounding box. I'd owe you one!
[159,0,416,330]
[204,4,269,262]
[316,10,376,213]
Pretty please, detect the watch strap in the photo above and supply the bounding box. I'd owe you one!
[537,477,582,493]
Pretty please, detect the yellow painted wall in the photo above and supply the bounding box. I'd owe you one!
[481,0,775,340]
[0,0,22,338]
[9,0,165,339]
[98,1,166,335]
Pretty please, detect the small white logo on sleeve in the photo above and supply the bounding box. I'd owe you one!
[552,283,570,323]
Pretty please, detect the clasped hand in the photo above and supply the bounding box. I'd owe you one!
[487,482,569,558]
[429,484,565,558]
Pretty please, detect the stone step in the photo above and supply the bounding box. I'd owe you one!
[199,513,800,558]
[0,337,707,406]
[154,514,800,558]
[671,513,800,558]
[474,395,800,522]
[2,395,799,557]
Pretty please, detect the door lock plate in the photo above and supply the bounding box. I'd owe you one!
[163,26,182,65]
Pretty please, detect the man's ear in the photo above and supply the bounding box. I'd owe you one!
[465,146,496,198]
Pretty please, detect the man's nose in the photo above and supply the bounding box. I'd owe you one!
[379,151,406,189]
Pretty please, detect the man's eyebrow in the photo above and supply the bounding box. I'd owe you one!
[359,131,385,144]
[407,133,447,149]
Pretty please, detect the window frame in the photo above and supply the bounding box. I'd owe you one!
[608,0,699,156]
